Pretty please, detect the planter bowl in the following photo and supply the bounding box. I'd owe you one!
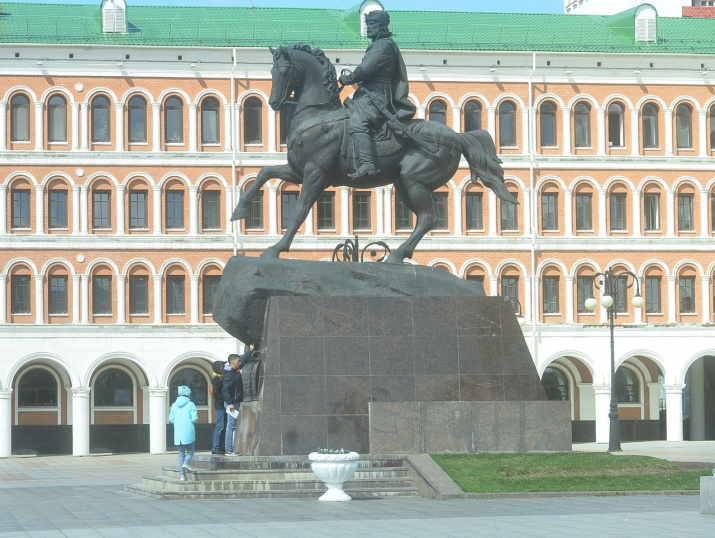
[308,452,360,501]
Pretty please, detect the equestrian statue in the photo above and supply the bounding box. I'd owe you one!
[230,10,516,264]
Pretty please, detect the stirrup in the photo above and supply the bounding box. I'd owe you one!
[349,164,380,180]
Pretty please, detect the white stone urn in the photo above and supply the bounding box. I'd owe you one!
[308,451,360,501]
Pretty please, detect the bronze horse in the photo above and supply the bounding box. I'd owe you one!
[231,44,515,263]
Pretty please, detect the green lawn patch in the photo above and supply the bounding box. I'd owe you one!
[431,452,712,493]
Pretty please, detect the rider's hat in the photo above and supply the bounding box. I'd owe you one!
[365,10,390,27]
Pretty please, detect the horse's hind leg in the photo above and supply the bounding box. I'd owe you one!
[231,164,295,221]
[386,179,438,264]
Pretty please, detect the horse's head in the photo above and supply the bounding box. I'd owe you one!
[269,46,295,111]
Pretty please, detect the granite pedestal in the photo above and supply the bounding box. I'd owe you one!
[239,295,571,456]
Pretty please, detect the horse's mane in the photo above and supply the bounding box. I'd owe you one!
[285,44,341,106]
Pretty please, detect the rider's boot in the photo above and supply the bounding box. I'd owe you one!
[349,133,380,179]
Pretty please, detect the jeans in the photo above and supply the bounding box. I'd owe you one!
[212,407,226,452]
[177,442,195,477]
[224,401,240,453]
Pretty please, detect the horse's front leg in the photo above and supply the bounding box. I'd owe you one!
[386,180,438,264]
[261,164,327,258]
[231,164,295,221]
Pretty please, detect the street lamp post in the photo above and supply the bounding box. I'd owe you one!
[585,267,644,452]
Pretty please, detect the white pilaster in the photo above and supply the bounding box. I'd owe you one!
[453,187,463,236]
[699,189,709,238]
[81,274,89,324]
[72,186,80,234]
[304,208,314,236]
[268,107,277,152]
[383,187,392,235]
[667,275,677,324]
[664,108,673,156]
[665,189,675,237]
[34,101,44,150]
[561,106,572,156]
[72,275,80,324]
[0,101,6,151]
[152,185,162,235]
[487,106,496,140]
[80,186,88,234]
[593,384,611,443]
[34,274,44,324]
[630,107,639,156]
[267,184,278,236]
[149,388,168,454]
[34,184,45,234]
[416,105,425,120]
[152,102,161,151]
[225,185,234,232]
[0,390,12,458]
[114,102,124,152]
[188,103,198,152]
[375,187,384,235]
[700,274,711,324]
[189,185,198,236]
[153,274,162,324]
[597,188,607,237]
[115,184,125,235]
[489,275,498,296]
[563,188,573,237]
[116,274,126,324]
[451,105,461,132]
[488,191,498,236]
[190,274,199,324]
[339,186,350,236]
[74,102,82,151]
[224,105,232,151]
[0,275,6,324]
[596,107,605,155]
[521,106,530,156]
[565,275,574,324]
[631,188,641,238]
[0,184,6,234]
[71,388,91,456]
[698,109,707,157]
[664,384,685,442]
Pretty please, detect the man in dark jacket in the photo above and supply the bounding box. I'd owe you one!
[221,353,243,456]
[210,360,226,455]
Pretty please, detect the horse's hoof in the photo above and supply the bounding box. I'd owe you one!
[230,206,247,222]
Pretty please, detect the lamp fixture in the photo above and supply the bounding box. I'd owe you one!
[117,61,124,67]
[565,68,572,75]
[489,65,496,72]
[419,64,425,72]
[633,68,641,75]
[190,63,197,68]
[36,60,43,66]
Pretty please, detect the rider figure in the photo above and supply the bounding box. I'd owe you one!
[339,10,416,179]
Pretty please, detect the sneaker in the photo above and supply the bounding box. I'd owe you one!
[179,475,187,482]
[211,450,225,455]
[225,451,241,456]
[182,463,194,472]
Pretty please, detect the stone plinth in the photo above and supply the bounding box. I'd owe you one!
[702,476,715,515]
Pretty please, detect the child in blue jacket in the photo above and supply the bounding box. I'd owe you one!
[169,385,199,481]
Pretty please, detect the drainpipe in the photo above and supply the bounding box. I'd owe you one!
[231,47,238,256]
[527,52,538,362]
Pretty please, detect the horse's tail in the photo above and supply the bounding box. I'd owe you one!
[459,129,518,204]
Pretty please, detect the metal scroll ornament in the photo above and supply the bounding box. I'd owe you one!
[331,235,391,263]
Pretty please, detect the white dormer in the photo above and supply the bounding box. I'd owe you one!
[360,1,385,37]
[635,4,657,42]
[102,0,127,34]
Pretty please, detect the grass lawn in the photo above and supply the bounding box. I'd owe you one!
[431,452,713,493]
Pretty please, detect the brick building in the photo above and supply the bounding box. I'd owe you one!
[1,1,714,455]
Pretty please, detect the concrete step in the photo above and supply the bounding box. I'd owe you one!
[159,466,411,482]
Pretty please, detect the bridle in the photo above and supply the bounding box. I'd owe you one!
[272,49,339,109]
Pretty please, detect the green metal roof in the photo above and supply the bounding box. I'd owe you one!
[1,1,715,55]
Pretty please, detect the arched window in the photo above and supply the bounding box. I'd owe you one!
[615,367,639,403]
[18,369,57,407]
[540,101,557,147]
[542,367,569,401]
[642,103,659,149]
[10,94,30,142]
[464,100,482,132]
[676,103,692,149]
[574,102,591,148]
[48,95,67,143]
[91,95,111,143]
[164,96,183,143]
[128,95,147,143]
[607,102,624,148]
[201,97,220,144]
[170,367,208,406]
[428,100,447,125]
[243,97,263,144]
[498,101,516,147]
[94,368,133,406]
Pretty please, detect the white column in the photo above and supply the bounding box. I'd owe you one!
[114,102,124,152]
[521,106,530,156]
[153,185,162,235]
[665,189,675,237]
[451,105,461,132]
[304,207,314,236]
[72,186,80,234]
[0,390,12,458]
[34,101,44,150]
[80,186,88,234]
[375,187,384,235]
[149,388,168,454]
[189,185,198,236]
[225,185,234,232]
[34,274,44,324]
[487,106,496,141]
[223,105,232,151]
[81,274,89,324]
[699,189,709,238]
[564,275,574,324]
[267,184,278,236]
[689,360,706,440]
[234,103,241,148]
[0,184,6,234]
[453,187,463,237]
[630,107,639,156]
[523,275,533,323]
[416,105,426,120]
[74,102,82,151]
[383,187,393,235]
[698,109,707,157]
[522,189,532,235]
[71,388,91,456]
[563,188,573,237]
[488,191,498,236]
[267,107,277,152]
[561,106,572,156]
[647,382,660,421]
[190,274,199,324]
[0,275,6,324]
[664,384,685,442]
[34,184,45,234]
[631,188,641,238]
[115,184,125,235]
[116,274,126,324]
[0,101,6,151]
[72,275,80,324]
[593,384,611,443]
[700,275,711,324]
[667,275,677,324]
[152,102,161,151]
[597,188,607,237]
[339,186,350,236]
[596,107,606,155]
[153,274,163,324]
[188,103,198,152]
[664,108,673,156]
[489,275,498,296]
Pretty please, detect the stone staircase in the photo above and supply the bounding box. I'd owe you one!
[123,454,418,500]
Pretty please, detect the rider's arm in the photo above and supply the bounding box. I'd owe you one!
[343,40,392,84]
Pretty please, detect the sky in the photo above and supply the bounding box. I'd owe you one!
[8,0,565,15]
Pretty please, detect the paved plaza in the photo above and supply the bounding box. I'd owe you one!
[0,443,713,537]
